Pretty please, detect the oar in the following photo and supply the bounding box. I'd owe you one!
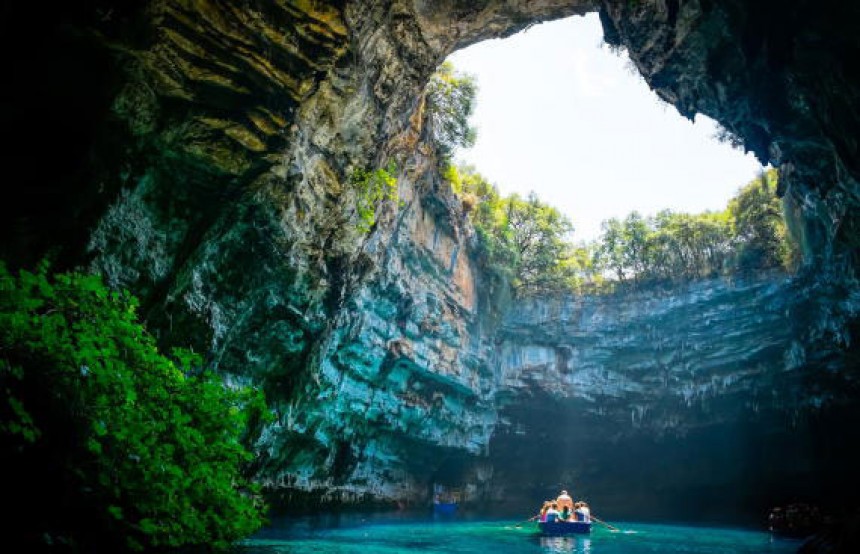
[514,514,539,528]
[590,514,620,531]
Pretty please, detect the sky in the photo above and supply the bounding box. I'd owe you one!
[446,14,765,242]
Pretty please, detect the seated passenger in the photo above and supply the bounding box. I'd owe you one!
[573,501,591,523]
[545,503,561,523]
[560,505,572,522]
[537,501,551,522]
[579,501,591,523]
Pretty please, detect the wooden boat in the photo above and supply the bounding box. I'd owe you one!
[538,520,592,535]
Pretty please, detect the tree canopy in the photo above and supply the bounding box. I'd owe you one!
[594,209,735,284]
[729,169,798,270]
[445,165,798,298]
[425,61,478,159]
[445,165,593,297]
[591,168,798,286]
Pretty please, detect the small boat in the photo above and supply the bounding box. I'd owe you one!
[433,500,457,515]
[538,520,592,535]
[432,484,461,515]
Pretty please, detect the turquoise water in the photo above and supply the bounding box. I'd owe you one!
[236,514,802,553]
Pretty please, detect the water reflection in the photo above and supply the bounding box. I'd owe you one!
[539,535,592,553]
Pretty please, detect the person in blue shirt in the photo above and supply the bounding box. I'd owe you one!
[574,501,591,522]
[545,503,561,522]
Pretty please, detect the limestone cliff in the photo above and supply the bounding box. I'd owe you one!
[3,0,860,519]
[492,272,860,519]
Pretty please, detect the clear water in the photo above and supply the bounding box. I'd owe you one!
[236,513,802,553]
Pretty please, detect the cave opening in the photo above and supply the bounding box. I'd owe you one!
[445,13,764,242]
[2,1,860,550]
[425,11,860,529]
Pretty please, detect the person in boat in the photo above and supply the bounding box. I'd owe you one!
[530,500,551,522]
[545,502,561,523]
[556,489,574,512]
[574,501,591,523]
[539,501,552,522]
[560,504,572,522]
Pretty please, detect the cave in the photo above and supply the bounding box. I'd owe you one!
[2,0,860,550]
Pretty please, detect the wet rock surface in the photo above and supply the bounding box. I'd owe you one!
[489,273,860,520]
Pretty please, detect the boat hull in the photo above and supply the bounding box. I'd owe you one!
[538,521,591,535]
[433,502,457,515]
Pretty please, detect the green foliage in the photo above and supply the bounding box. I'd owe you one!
[0,262,268,551]
[449,164,799,297]
[350,161,399,233]
[453,165,518,290]
[729,168,799,271]
[595,209,734,284]
[593,169,798,286]
[425,62,477,159]
[506,192,579,295]
[445,165,593,297]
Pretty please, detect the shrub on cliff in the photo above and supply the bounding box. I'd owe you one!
[0,262,268,551]
[595,209,734,284]
[448,165,798,297]
[350,161,399,233]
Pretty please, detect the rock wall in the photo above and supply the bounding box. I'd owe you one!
[490,272,860,520]
[3,0,860,517]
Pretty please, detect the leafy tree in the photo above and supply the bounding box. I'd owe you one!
[446,166,796,296]
[506,192,577,295]
[444,165,588,297]
[458,167,519,287]
[425,62,477,158]
[729,168,796,270]
[592,169,796,286]
[0,262,268,552]
[565,243,606,293]
[622,212,651,280]
[648,210,732,280]
[595,217,628,283]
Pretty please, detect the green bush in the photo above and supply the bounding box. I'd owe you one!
[350,161,399,233]
[0,262,268,551]
[729,168,799,271]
